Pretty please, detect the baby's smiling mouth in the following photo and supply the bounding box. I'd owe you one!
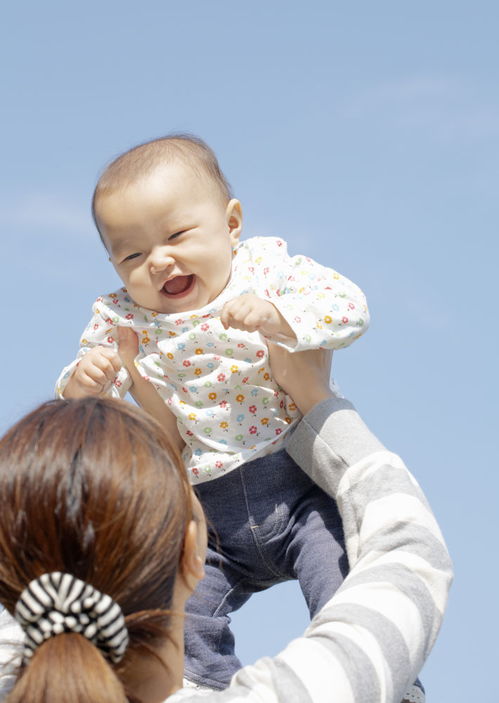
[162,274,195,297]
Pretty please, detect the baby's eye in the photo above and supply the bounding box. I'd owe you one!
[168,230,186,241]
[122,252,142,263]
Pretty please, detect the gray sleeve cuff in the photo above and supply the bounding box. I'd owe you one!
[287,397,386,498]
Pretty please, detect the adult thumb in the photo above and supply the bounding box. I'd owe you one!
[117,327,139,365]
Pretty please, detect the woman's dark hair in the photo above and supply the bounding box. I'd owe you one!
[0,397,193,702]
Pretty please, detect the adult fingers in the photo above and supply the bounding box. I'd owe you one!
[117,327,139,366]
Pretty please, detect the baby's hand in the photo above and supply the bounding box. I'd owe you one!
[63,346,122,398]
[221,294,296,341]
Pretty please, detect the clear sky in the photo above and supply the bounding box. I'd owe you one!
[1,2,497,699]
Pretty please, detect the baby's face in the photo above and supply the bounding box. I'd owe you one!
[96,161,242,314]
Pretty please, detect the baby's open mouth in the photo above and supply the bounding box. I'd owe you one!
[162,274,195,297]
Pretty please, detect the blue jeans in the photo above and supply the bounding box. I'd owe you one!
[184,449,348,689]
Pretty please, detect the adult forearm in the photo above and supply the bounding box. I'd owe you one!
[287,398,453,701]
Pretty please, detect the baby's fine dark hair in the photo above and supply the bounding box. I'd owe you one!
[92,133,233,239]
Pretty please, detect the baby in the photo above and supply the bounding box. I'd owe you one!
[57,135,370,689]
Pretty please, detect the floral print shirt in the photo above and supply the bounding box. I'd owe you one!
[56,237,369,484]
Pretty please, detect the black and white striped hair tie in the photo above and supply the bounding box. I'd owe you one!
[14,572,129,663]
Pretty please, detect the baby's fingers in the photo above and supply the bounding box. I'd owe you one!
[91,347,122,377]
[76,368,110,394]
[220,299,242,329]
[233,309,263,333]
[221,298,258,331]
[78,348,121,385]
[101,346,123,374]
[64,346,122,399]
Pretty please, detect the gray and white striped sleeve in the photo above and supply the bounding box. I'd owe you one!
[170,397,453,703]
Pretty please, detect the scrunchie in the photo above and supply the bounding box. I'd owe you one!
[15,572,129,663]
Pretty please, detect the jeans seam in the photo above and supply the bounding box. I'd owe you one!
[211,576,245,621]
[211,576,247,656]
[238,464,288,580]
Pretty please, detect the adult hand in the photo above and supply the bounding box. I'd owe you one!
[117,327,139,367]
[268,344,334,416]
[117,328,185,454]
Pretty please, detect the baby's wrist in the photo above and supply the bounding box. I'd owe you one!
[268,304,296,342]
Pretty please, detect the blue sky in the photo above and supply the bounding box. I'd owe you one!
[1,2,497,699]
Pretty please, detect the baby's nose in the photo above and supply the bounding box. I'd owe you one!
[149,248,174,274]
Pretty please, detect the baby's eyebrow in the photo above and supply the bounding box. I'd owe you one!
[110,238,138,257]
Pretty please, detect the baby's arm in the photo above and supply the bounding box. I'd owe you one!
[61,331,184,453]
[56,297,132,400]
[57,299,184,451]
[222,238,368,351]
[221,293,296,342]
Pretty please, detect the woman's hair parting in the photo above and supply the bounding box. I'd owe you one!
[0,397,193,703]
[92,133,233,238]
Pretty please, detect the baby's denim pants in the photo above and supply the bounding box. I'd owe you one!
[184,448,348,689]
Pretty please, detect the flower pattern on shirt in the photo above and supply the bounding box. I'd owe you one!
[56,237,369,484]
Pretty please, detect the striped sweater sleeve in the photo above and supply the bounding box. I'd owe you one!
[170,397,453,703]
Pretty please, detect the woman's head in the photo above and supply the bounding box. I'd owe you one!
[0,397,205,703]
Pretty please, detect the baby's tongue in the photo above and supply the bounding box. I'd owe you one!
[164,275,192,295]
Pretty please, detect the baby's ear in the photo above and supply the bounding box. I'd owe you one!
[226,199,243,246]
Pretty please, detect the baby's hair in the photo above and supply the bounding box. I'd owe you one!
[92,133,233,239]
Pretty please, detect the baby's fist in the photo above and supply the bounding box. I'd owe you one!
[63,346,122,398]
[221,294,295,341]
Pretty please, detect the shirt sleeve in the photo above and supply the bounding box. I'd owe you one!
[0,607,22,701]
[169,397,452,703]
[257,237,369,352]
[55,297,131,399]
